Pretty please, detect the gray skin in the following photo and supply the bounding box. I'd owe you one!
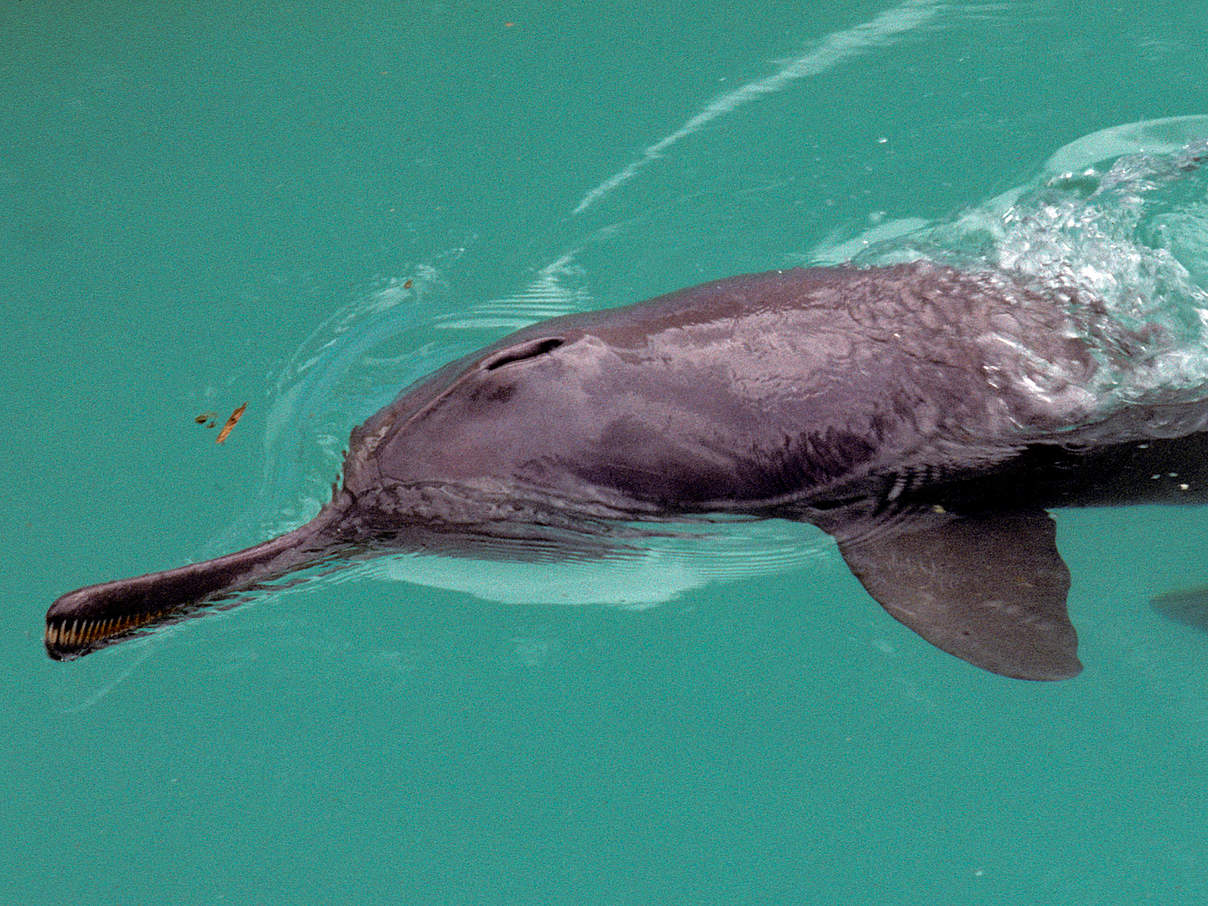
[44,261,1208,678]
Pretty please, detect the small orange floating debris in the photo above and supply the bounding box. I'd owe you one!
[403,279,413,289]
[215,403,247,444]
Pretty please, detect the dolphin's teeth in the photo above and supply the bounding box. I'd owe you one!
[49,569,241,653]
[45,614,137,651]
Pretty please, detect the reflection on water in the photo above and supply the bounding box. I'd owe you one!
[375,519,834,608]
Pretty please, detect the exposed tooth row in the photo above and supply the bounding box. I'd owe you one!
[45,613,152,648]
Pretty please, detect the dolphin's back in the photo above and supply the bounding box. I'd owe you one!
[484,262,1102,511]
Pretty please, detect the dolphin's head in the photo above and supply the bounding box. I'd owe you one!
[44,324,638,660]
[331,279,899,545]
[334,323,658,552]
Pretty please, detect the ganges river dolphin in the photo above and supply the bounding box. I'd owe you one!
[44,261,1208,678]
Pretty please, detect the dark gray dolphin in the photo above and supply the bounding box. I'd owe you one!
[45,261,1208,678]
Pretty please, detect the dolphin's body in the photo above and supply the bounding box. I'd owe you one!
[45,261,1208,678]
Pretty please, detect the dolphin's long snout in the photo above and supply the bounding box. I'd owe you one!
[45,502,351,660]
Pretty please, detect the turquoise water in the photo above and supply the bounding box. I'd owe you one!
[5,2,1208,902]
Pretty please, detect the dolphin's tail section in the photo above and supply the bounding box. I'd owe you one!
[44,498,354,661]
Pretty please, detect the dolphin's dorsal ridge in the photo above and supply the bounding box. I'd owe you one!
[832,508,1081,681]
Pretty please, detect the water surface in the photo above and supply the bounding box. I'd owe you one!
[4,2,1208,902]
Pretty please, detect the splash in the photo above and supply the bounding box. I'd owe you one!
[849,117,1208,415]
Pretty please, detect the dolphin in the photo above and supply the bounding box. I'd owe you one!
[44,260,1208,678]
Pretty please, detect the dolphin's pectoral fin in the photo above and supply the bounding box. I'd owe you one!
[832,508,1080,681]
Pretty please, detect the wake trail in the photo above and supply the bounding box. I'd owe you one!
[572,0,943,215]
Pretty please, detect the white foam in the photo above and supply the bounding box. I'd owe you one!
[1042,115,1208,176]
[805,216,933,265]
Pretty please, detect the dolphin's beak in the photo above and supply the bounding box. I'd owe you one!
[45,501,351,660]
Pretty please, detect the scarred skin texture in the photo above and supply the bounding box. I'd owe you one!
[43,262,1208,676]
[342,263,1096,518]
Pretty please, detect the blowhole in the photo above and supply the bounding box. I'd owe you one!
[483,337,565,371]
